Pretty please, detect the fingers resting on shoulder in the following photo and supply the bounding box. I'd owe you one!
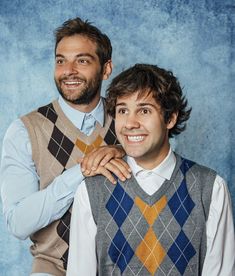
[79,145,132,184]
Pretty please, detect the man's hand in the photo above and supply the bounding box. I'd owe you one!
[79,145,131,184]
[82,158,131,184]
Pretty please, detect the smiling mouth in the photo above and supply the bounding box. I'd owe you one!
[64,80,83,84]
[62,79,85,89]
[126,135,145,142]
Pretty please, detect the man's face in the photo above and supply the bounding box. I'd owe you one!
[115,92,176,169]
[54,34,106,108]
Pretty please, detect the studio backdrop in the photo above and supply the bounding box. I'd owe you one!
[0,0,234,275]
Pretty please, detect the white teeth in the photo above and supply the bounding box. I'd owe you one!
[127,136,144,142]
[64,81,82,85]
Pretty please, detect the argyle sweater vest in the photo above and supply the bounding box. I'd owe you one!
[85,154,216,276]
[21,99,118,275]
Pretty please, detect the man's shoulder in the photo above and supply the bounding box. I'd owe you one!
[22,99,57,118]
[85,174,116,198]
[20,99,59,127]
[85,174,114,187]
[3,118,28,142]
[176,152,217,175]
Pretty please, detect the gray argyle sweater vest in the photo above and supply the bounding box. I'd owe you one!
[21,99,118,276]
[85,154,216,276]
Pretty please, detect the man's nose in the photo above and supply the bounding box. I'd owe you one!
[125,113,140,129]
[63,62,78,76]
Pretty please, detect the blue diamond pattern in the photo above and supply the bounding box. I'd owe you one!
[168,230,196,275]
[180,158,195,175]
[106,182,134,227]
[108,229,134,273]
[168,179,195,227]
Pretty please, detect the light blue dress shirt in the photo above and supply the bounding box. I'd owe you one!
[0,96,104,241]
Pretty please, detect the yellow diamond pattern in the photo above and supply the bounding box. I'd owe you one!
[135,196,167,274]
[135,196,167,226]
[136,227,166,275]
[76,135,103,154]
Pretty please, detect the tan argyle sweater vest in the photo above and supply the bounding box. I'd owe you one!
[21,99,118,275]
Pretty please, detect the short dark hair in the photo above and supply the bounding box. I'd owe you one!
[54,17,112,67]
[106,64,192,138]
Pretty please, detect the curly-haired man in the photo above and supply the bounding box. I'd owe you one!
[67,64,235,276]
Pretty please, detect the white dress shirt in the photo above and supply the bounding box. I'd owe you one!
[67,149,235,276]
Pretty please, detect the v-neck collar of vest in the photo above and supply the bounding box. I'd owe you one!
[120,153,182,206]
[52,98,111,142]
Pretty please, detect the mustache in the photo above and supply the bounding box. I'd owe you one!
[59,75,86,82]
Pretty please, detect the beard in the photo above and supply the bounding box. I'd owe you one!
[55,71,103,105]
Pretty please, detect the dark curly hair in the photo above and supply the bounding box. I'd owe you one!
[106,64,191,138]
[54,17,112,67]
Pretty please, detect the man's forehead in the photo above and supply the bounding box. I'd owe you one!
[116,90,156,104]
[56,34,98,52]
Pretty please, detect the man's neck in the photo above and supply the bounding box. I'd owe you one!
[127,148,175,180]
[63,93,101,113]
[134,143,171,170]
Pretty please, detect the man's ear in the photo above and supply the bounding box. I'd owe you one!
[102,60,113,80]
[167,112,178,130]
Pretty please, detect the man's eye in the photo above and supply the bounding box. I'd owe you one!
[56,59,64,64]
[117,109,127,114]
[78,59,89,64]
[140,109,150,114]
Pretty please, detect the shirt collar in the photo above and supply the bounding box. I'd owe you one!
[58,96,104,129]
[127,148,176,180]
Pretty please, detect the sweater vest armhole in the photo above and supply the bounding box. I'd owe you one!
[202,169,217,222]
[20,115,40,172]
[85,177,98,224]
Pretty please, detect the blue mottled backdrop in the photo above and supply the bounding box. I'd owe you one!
[0,0,234,275]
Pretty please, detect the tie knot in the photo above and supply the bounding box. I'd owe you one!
[81,114,96,135]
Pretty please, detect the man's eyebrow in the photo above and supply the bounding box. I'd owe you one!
[76,53,96,60]
[55,54,64,58]
[137,103,156,107]
[116,102,127,107]
[55,53,96,59]
[116,102,156,107]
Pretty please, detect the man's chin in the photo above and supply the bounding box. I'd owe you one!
[60,91,82,103]
[57,85,100,106]
[64,95,94,106]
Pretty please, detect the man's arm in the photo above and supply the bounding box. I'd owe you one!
[67,182,97,276]
[0,119,83,239]
[202,175,235,275]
